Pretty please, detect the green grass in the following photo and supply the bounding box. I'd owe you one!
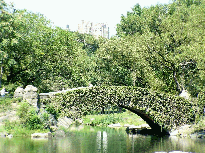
[0,97,12,112]
[0,125,6,132]
[82,110,146,127]
[3,120,50,137]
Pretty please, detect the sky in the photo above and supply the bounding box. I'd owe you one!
[4,0,172,36]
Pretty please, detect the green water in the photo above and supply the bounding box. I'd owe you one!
[0,126,205,153]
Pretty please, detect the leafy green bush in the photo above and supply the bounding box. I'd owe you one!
[45,103,60,120]
[17,101,30,123]
[17,101,50,130]
[4,120,19,132]
[4,83,23,96]
[25,108,43,130]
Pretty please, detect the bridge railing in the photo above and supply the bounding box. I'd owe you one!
[39,87,89,100]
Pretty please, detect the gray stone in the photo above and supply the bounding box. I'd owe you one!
[108,123,121,127]
[170,130,179,136]
[31,132,52,139]
[14,87,24,98]
[23,85,38,107]
[57,117,73,128]
[39,93,50,100]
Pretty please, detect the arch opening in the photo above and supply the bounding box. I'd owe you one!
[119,105,170,136]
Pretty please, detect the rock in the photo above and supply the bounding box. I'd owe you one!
[141,124,150,129]
[170,130,179,136]
[179,125,191,130]
[23,85,38,107]
[54,130,65,137]
[129,125,142,130]
[14,87,24,98]
[14,85,39,108]
[179,90,190,99]
[123,124,130,127]
[31,132,52,139]
[108,123,121,128]
[58,117,73,128]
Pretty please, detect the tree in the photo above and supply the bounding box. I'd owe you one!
[110,1,205,96]
[0,0,17,88]
[0,3,99,92]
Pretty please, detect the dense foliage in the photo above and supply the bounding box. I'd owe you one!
[115,0,205,96]
[0,0,204,98]
[42,86,202,130]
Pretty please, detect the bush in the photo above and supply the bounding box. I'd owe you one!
[17,101,50,130]
[4,120,19,132]
[17,101,30,123]
[45,103,60,120]
[25,108,43,130]
[4,83,23,96]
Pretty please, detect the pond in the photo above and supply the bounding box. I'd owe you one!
[0,126,205,153]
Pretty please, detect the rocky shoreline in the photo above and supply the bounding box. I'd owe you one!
[170,124,205,139]
[107,123,205,139]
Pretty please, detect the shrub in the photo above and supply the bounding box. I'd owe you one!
[17,101,50,130]
[45,103,60,120]
[25,108,43,130]
[4,120,19,132]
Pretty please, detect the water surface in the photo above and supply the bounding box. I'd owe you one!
[0,126,204,153]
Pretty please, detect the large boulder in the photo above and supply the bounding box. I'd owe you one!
[14,87,24,98]
[57,117,74,129]
[23,85,39,107]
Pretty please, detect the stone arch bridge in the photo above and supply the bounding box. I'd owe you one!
[40,86,201,136]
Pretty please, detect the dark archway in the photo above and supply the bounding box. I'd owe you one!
[119,105,169,136]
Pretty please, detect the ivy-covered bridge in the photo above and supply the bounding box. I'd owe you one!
[41,86,201,136]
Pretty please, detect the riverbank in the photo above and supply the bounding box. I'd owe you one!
[169,116,205,138]
[82,113,205,138]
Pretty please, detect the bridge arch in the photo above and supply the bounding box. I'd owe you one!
[41,86,199,136]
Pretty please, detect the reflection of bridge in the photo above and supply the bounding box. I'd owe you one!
[41,86,200,136]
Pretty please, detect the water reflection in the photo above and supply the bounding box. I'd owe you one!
[0,127,204,153]
[96,131,108,152]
